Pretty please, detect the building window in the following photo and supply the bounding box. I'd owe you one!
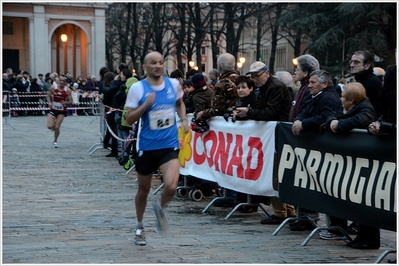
[3,22,13,35]
[201,63,206,72]
[262,48,269,63]
[276,46,286,71]
[201,46,206,55]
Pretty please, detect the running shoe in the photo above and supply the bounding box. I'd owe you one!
[153,202,168,235]
[53,142,58,148]
[134,227,147,246]
[124,158,134,170]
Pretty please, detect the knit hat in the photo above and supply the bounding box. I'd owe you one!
[246,61,269,75]
[191,73,206,89]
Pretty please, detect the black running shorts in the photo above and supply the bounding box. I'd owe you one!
[49,110,67,117]
[135,148,179,175]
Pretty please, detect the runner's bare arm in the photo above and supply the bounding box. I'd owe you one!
[65,89,72,105]
[176,97,189,133]
[125,92,155,125]
[47,86,54,108]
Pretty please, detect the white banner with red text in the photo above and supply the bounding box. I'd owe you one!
[178,114,278,197]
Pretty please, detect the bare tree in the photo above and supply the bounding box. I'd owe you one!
[126,3,140,73]
[277,4,304,58]
[223,3,254,60]
[208,3,226,69]
[170,4,188,74]
[267,3,287,74]
[105,3,395,77]
[105,4,124,72]
[252,3,275,63]
[188,3,211,71]
[278,3,396,75]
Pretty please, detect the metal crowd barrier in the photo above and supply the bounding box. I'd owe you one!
[1,91,101,116]
[87,102,105,155]
[2,90,105,155]
[2,91,15,129]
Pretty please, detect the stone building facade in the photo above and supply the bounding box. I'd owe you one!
[3,2,107,79]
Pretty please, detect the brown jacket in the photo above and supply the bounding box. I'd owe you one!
[201,70,239,120]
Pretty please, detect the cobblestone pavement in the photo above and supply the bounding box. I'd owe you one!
[2,115,397,264]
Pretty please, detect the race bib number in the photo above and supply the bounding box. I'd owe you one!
[149,108,175,130]
[53,102,64,110]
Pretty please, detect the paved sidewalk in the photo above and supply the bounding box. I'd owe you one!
[2,115,397,264]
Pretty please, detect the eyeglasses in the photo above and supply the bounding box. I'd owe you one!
[349,60,363,65]
[251,71,265,80]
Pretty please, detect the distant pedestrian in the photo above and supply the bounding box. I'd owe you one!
[10,88,20,117]
[208,68,219,90]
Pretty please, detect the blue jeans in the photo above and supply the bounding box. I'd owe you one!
[118,127,130,151]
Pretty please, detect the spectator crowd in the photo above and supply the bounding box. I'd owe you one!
[2,69,104,117]
[3,49,396,253]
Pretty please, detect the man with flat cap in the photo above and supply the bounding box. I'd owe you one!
[233,61,292,121]
[233,61,295,225]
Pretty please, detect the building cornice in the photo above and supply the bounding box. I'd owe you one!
[3,2,108,8]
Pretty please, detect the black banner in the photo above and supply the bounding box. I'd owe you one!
[276,122,396,231]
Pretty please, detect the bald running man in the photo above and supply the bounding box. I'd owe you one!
[125,51,189,246]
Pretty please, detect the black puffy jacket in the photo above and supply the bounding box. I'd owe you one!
[325,97,376,133]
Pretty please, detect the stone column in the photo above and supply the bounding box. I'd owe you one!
[93,8,106,77]
[31,5,49,76]
[90,20,95,77]
[29,17,35,75]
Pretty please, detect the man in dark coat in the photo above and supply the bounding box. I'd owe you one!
[349,50,382,110]
[290,70,342,231]
[234,62,291,121]
[234,61,295,224]
[292,70,342,135]
[102,64,128,157]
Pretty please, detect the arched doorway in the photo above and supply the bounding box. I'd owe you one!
[51,23,88,79]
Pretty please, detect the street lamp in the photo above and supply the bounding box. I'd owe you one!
[239,56,246,64]
[189,60,195,68]
[61,34,68,43]
[194,66,198,71]
[237,62,243,69]
[292,57,298,66]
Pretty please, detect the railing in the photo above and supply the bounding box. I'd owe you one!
[2,91,101,116]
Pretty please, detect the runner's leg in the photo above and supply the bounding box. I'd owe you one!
[159,158,180,209]
[47,113,56,131]
[54,114,65,142]
[135,173,153,223]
